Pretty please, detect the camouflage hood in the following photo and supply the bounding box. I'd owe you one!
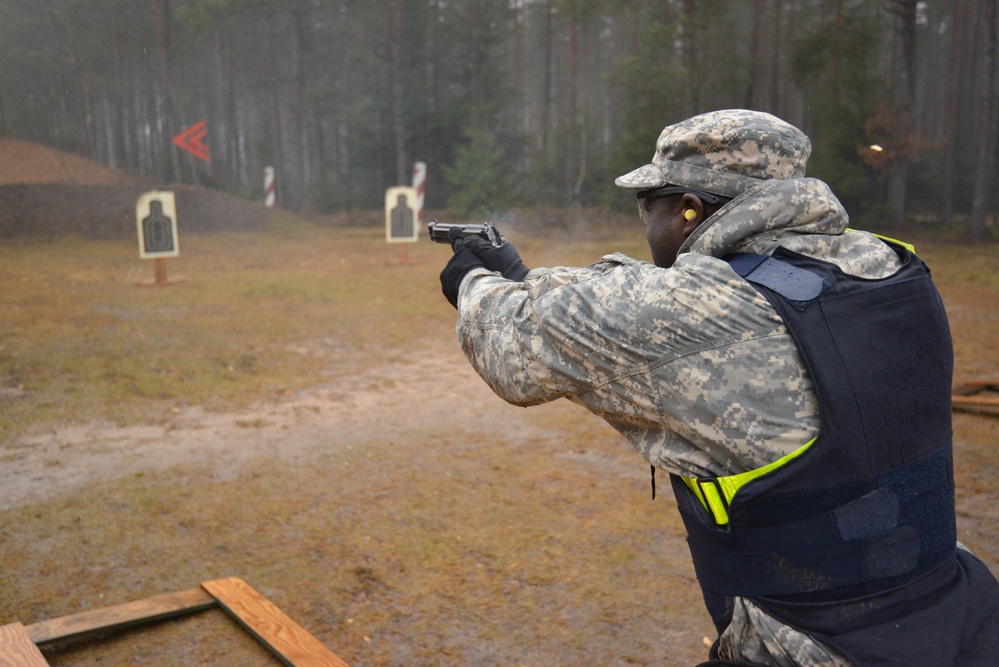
[678,177,849,260]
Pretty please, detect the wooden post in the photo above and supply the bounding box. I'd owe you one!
[154,258,169,285]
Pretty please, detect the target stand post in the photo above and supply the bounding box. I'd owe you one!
[153,258,169,285]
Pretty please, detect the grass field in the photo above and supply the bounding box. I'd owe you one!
[1,218,997,666]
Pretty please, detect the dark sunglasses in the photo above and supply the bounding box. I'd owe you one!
[636,186,722,226]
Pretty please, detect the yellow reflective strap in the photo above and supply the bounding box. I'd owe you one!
[846,228,916,254]
[682,438,817,527]
[682,476,706,508]
[681,477,731,524]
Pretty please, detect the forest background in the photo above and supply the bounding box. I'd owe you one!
[0,0,996,240]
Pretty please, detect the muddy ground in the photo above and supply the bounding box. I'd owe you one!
[2,139,997,666]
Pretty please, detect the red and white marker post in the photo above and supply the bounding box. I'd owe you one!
[264,166,276,208]
[412,161,427,225]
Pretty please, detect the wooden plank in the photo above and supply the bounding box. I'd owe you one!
[26,587,216,646]
[202,577,350,667]
[953,382,999,396]
[0,623,50,666]
[952,395,999,407]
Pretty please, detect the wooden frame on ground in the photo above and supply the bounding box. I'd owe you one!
[0,576,349,667]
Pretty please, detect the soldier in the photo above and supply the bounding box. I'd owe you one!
[439,109,999,666]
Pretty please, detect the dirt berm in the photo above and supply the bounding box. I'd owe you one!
[0,137,273,238]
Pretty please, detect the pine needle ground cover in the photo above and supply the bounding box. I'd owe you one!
[1,221,996,666]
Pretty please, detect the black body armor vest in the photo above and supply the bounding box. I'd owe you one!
[671,241,999,665]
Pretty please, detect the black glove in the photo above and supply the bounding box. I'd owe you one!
[451,229,530,281]
[440,230,485,308]
[439,229,531,308]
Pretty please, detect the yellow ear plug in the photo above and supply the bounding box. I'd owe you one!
[684,209,697,221]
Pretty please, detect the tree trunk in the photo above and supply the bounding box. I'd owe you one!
[80,73,96,158]
[630,0,640,56]
[542,0,553,156]
[214,22,240,190]
[391,0,408,186]
[288,7,310,210]
[427,0,441,116]
[267,31,284,209]
[336,0,353,208]
[110,6,130,170]
[969,0,997,241]
[574,15,594,205]
[745,0,762,108]
[47,0,96,157]
[121,2,143,174]
[894,0,918,104]
[833,0,844,80]
[514,0,526,135]
[770,0,782,115]
[681,0,697,115]
[785,0,804,126]
[151,0,182,182]
[944,0,970,225]
[566,3,578,205]
[886,0,918,227]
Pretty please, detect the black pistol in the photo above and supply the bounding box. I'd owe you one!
[427,221,505,247]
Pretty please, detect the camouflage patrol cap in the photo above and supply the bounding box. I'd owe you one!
[615,109,811,198]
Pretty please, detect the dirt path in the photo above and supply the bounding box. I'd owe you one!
[2,342,549,509]
[5,343,997,582]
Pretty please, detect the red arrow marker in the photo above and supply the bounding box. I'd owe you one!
[173,120,210,162]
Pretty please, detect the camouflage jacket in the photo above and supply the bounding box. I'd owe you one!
[454,178,902,666]
[456,178,900,477]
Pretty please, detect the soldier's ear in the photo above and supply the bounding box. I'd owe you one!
[680,193,706,234]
